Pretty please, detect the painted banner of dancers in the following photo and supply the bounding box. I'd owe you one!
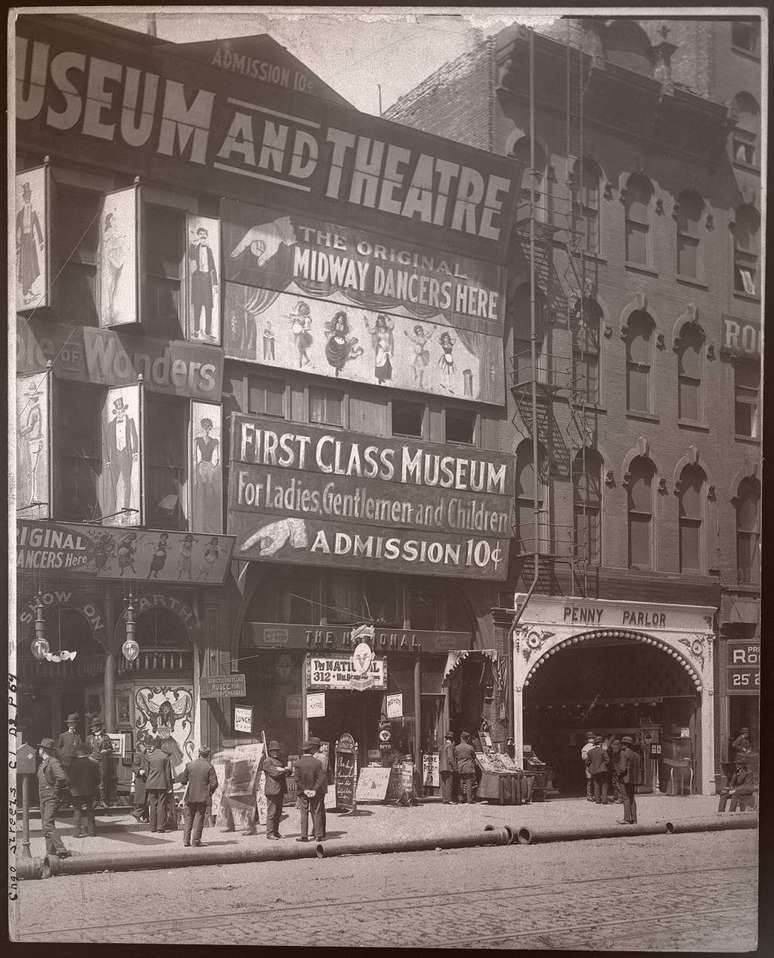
[16,166,50,310]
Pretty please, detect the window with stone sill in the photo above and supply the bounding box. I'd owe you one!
[677,322,704,423]
[145,393,188,530]
[735,476,760,584]
[624,173,653,268]
[627,456,655,570]
[730,93,760,169]
[310,385,345,427]
[625,310,654,414]
[248,374,286,418]
[54,381,102,521]
[675,191,703,281]
[677,464,706,573]
[144,203,184,339]
[734,360,760,438]
[733,205,760,297]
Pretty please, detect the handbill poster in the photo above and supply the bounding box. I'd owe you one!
[187,214,221,344]
[99,187,139,327]
[15,373,50,519]
[190,401,223,534]
[15,165,50,310]
[100,384,143,525]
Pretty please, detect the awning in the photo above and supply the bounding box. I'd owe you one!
[442,649,499,684]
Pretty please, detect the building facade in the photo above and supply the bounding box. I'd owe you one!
[386,15,763,794]
[14,13,526,795]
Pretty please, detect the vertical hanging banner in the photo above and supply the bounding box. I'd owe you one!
[187,215,221,344]
[15,165,50,310]
[100,383,143,526]
[15,373,51,519]
[98,186,139,327]
[190,401,223,534]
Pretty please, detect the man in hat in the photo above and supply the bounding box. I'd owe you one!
[617,736,642,824]
[103,394,139,516]
[453,731,477,804]
[180,746,219,847]
[87,718,114,807]
[580,732,596,801]
[718,756,756,813]
[439,731,457,804]
[310,737,329,839]
[731,727,752,764]
[293,740,326,842]
[37,737,71,859]
[586,735,610,805]
[262,742,290,840]
[68,744,100,838]
[144,736,173,833]
[189,225,219,341]
[56,714,82,774]
[16,179,44,304]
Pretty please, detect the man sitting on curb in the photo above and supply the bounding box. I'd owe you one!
[718,756,756,813]
[180,746,219,847]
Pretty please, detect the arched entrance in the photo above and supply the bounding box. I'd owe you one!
[523,631,701,795]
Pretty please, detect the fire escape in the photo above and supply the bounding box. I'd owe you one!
[510,27,600,598]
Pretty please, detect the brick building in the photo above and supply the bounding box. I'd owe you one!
[386,15,763,794]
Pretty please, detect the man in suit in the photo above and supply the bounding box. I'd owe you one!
[718,757,756,813]
[68,744,101,838]
[453,731,477,804]
[144,736,173,833]
[731,727,752,763]
[293,740,326,842]
[617,736,642,824]
[262,741,289,840]
[37,737,71,859]
[189,226,219,341]
[439,731,457,804]
[580,731,596,801]
[586,735,610,805]
[87,718,114,807]
[310,737,328,839]
[180,745,219,847]
[56,713,81,773]
[103,396,139,516]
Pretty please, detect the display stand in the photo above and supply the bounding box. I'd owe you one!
[334,733,358,814]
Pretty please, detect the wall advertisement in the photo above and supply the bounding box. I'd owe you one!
[98,187,139,328]
[15,164,50,310]
[16,373,51,520]
[191,401,223,534]
[228,413,515,580]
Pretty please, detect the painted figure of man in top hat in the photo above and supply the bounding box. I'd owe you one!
[616,736,642,825]
[56,713,82,774]
[103,395,139,517]
[16,179,44,305]
[262,741,290,840]
[87,717,114,807]
[37,737,71,858]
[189,225,219,341]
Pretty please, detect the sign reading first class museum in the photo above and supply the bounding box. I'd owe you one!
[228,413,515,580]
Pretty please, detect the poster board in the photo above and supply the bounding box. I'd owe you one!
[16,164,51,310]
[233,706,252,733]
[324,785,337,810]
[186,214,221,344]
[422,754,440,787]
[191,401,223,534]
[386,693,403,719]
[476,751,519,774]
[335,748,357,810]
[15,373,51,520]
[98,186,139,327]
[213,740,264,829]
[355,767,391,803]
[256,771,267,826]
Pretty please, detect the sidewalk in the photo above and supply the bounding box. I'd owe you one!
[18,793,749,862]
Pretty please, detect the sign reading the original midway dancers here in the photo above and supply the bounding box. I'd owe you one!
[228,414,514,580]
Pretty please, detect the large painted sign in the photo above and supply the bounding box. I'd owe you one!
[16,19,519,264]
[16,373,51,519]
[99,187,139,327]
[228,413,514,580]
[15,164,50,310]
[720,315,761,358]
[17,316,223,400]
[187,214,221,344]
[191,401,223,534]
[222,201,506,403]
[135,686,195,776]
[100,384,143,525]
[17,520,234,583]
[306,654,387,691]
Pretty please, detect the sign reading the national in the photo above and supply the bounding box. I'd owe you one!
[228,414,514,579]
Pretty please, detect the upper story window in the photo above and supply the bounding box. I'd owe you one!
[604,21,653,76]
[627,455,655,569]
[675,191,704,280]
[248,374,286,418]
[310,386,345,427]
[53,186,101,326]
[572,297,601,405]
[735,476,760,584]
[512,137,551,224]
[625,310,655,414]
[392,399,424,438]
[624,173,653,267]
[445,408,476,445]
[144,204,184,339]
[573,449,602,565]
[731,20,760,57]
[730,93,760,168]
[733,205,760,297]
[676,322,704,422]
[515,439,550,554]
[734,359,760,439]
[54,381,102,521]
[572,157,602,254]
[677,464,706,573]
[145,394,188,530]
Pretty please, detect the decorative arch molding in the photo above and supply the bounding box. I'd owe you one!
[504,128,554,167]
[672,447,714,499]
[17,590,106,645]
[619,292,662,341]
[116,593,198,638]
[520,628,708,692]
[621,436,660,486]
[727,459,761,502]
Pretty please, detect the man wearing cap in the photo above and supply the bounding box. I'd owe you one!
[37,738,71,859]
[262,742,289,840]
[586,735,610,805]
[580,732,596,801]
[180,746,219,847]
[68,744,100,838]
[293,740,326,842]
[617,736,642,824]
[718,756,756,813]
[439,731,457,804]
[56,714,82,775]
[87,718,114,807]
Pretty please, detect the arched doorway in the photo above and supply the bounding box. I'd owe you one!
[523,631,702,795]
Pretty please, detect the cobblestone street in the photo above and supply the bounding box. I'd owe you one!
[11,826,757,950]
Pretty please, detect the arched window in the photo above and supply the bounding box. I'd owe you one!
[730,93,760,168]
[677,322,704,422]
[516,440,549,554]
[512,136,551,224]
[676,190,703,279]
[627,456,655,569]
[573,449,602,565]
[735,477,760,583]
[572,157,602,253]
[510,284,546,385]
[626,310,654,413]
[572,297,601,404]
[624,173,653,266]
[604,21,653,76]
[733,205,760,296]
[678,464,706,573]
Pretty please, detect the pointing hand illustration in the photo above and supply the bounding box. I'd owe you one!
[230,217,296,264]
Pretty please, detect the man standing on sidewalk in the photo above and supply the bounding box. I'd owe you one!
[180,746,219,847]
[145,736,173,833]
[453,731,477,804]
[586,735,610,805]
[56,714,81,776]
[68,744,100,838]
[439,731,457,804]
[580,732,596,801]
[262,741,289,840]
[294,740,326,842]
[87,718,114,807]
[617,736,641,825]
[37,737,71,859]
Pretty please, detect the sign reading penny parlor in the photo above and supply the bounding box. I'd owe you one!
[228,414,514,580]
[200,674,247,698]
[306,655,387,691]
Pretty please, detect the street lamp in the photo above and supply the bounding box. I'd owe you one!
[122,593,139,663]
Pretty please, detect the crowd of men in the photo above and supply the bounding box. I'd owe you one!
[580,732,642,824]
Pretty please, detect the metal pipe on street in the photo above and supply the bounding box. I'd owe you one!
[666,816,758,835]
[317,827,514,859]
[15,857,45,881]
[517,822,670,844]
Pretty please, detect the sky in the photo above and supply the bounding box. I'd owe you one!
[83,6,558,114]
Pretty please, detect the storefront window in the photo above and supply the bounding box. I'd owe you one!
[387,656,416,757]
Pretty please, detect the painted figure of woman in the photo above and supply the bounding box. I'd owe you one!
[117,532,138,576]
[194,418,220,532]
[438,331,457,391]
[324,310,363,377]
[404,325,434,389]
[102,212,127,324]
[364,313,394,384]
[199,536,221,580]
[147,532,169,579]
[289,300,313,367]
